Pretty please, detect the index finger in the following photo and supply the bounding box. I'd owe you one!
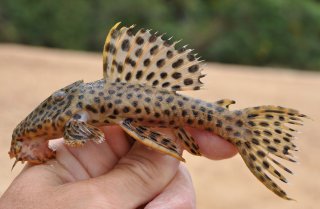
[186,127,238,160]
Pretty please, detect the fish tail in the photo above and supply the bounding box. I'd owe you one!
[223,106,307,200]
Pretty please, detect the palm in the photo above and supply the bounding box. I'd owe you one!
[2,126,236,209]
[50,126,132,180]
[29,126,194,208]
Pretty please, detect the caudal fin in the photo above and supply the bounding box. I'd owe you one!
[231,106,307,200]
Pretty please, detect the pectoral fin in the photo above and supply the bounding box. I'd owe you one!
[64,120,105,147]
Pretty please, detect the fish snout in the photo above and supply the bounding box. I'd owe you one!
[9,137,56,169]
[8,139,22,159]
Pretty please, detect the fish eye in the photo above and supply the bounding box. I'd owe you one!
[52,90,66,102]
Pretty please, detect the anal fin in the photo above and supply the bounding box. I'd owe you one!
[118,119,185,161]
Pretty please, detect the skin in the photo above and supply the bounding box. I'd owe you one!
[0,126,237,209]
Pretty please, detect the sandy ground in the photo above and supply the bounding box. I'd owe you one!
[0,44,319,209]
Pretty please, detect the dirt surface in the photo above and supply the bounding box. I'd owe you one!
[0,44,319,209]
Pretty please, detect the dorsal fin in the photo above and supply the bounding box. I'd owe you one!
[102,23,205,91]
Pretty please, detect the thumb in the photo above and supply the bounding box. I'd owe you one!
[87,142,180,208]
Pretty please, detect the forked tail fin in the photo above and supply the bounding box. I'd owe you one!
[230,106,307,200]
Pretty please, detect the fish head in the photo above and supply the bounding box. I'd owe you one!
[9,80,84,163]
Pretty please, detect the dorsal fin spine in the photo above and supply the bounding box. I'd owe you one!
[146,37,169,75]
[119,25,137,81]
[111,26,128,81]
[130,29,148,77]
[125,29,142,79]
[136,30,153,81]
[103,22,121,78]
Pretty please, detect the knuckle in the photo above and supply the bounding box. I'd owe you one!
[177,196,196,209]
[117,153,159,188]
[73,183,113,208]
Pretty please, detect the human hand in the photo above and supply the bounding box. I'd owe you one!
[0,126,237,209]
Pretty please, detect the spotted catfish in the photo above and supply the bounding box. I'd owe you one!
[9,22,307,200]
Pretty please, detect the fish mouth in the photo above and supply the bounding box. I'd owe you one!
[8,139,22,159]
[8,149,16,159]
[8,140,23,170]
[9,137,56,170]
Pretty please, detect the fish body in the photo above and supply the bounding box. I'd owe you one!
[9,23,307,200]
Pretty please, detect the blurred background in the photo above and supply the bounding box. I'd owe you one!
[0,0,320,209]
[1,0,320,71]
